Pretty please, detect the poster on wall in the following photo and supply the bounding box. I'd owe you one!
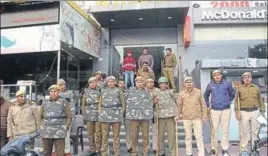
[1,24,60,54]
[60,2,101,58]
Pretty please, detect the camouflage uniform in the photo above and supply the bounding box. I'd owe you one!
[39,93,72,156]
[156,89,178,156]
[126,88,154,156]
[99,87,125,156]
[82,88,102,153]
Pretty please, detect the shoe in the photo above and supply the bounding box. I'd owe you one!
[153,150,156,154]
[127,147,132,153]
[241,151,248,156]
[65,153,72,156]
[210,150,216,155]
[222,150,230,156]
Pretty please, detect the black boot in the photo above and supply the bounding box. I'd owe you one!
[127,147,132,153]
[210,150,216,155]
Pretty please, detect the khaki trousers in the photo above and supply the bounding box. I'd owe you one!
[163,68,176,90]
[158,117,177,156]
[64,130,71,153]
[124,119,132,149]
[240,110,260,152]
[131,120,150,156]
[183,120,205,156]
[210,109,231,150]
[152,123,157,150]
[42,138,65,156]
[87,121,102,152]
[101,122,121,156]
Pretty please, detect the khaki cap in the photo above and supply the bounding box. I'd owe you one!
[106,76,116,81]
[242,72,252,78]
[212,69,221,76]
[94,71,102,76]
[135,76,144,82]
[145,78,154,83]
[184,76,193,83]
[88,77,97,82]
[48,84,59,91]
[15,90,25,97]
[57,79,66,85]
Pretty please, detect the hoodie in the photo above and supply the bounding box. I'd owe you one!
[122,52,136,72]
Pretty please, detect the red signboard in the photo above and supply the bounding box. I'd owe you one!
[183,16,191,48]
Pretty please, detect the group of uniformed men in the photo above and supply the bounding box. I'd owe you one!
[0,68,265,156]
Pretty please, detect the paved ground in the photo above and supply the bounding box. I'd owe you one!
[76,144,268,156]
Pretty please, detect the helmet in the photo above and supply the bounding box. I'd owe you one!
[158,77,168,84]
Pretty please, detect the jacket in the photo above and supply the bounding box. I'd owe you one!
[122,56,136,72]
[0,98,13,130]
[137,68,156,81]
[7,100,38,137]
[177,88,207,120]
[204,80,235,110]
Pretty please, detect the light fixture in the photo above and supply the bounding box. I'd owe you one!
[167,16,172,19]
[110,19,115,22]
[252,70,259,73]
[222,70,228,74]
[138,17,143,20]
[89,57,92,60]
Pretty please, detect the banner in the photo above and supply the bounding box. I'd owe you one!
[1,25,60,54]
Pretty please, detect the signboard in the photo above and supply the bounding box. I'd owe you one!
[1,25,60,54]
[1,8,59,28]
[60,2,100,57]
[193,7,267,24]
[201,58,267,68]
[192,1,267,8]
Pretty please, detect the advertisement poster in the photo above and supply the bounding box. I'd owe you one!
[60,2,101,57]
[1,24,60,54]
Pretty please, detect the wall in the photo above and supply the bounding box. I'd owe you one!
[111,27,178,45]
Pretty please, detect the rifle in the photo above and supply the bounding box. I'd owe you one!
[208,110,218,156]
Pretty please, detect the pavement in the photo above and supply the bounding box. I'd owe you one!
[76,144,268,156]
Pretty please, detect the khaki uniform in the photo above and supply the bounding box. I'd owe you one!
[0,98,13,148]
[234,84,265,152]
[7,100,38,149]
[163,54,177,90]
[155,89,178,156]
[99,87,125,156]
[177,88,207,156]
[126,88,154,156]
[82,88,102,153]
[137,69,156,84]
[39,98,72,156]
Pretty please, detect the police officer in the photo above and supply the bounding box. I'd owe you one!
[98,76,125,156]
[39,85,72,156]
[145,78,159,154]
[82,77,102,156]
[118,78,133,153]
[137,61,156,86]
[177,77,207,156]
[57,79,72,156]
[7,90,38,149]
[94,71,106,89]
[162,48,177,91]
[126,76,154,156]
[234,72,266,156]
[156,77,178,156]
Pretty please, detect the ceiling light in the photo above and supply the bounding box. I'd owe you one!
[138,17,143,20]
[252,70,258,73]
[222,71,228,74]
[89,57,92,60]
[110,19,115,22]
[167,16,172,19]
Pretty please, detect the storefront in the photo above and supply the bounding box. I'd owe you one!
[0,1,101,93]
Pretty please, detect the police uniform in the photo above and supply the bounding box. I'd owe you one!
[98,76,125,156]
[7,90,38,149]
[156,77,178,156]
[126,76,154,156]
[162,53,177,91]
[145,78,159,153]
[57,79,73,155]
[82,77,102,154]
[235,72,266,154]
[177,77,207,156]
[137,68,156,86]
[39,85,72,156]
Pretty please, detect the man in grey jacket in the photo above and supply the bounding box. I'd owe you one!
[138,48,154,69]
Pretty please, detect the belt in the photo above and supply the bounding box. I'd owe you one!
[240,107,258,112]
[44,116,66,119]
[164,66,173,68]
[103,104,121,108]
